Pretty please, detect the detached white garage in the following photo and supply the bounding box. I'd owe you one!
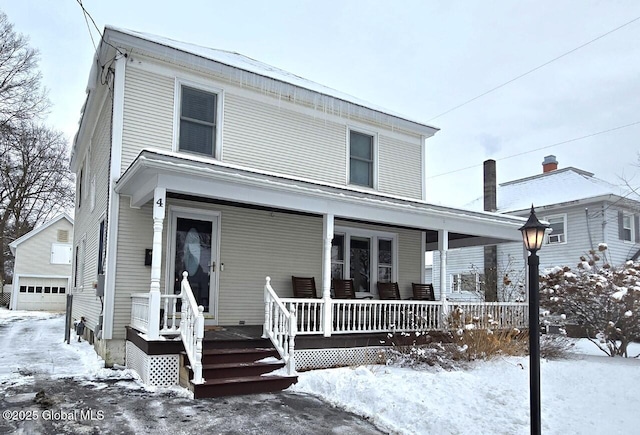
[9,214,73,311]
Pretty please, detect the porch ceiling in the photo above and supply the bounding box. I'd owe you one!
[115,149,526,246]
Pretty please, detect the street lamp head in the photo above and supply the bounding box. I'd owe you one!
[519,205,549,253]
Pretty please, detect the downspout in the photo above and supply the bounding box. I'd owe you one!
[585,208,594,250]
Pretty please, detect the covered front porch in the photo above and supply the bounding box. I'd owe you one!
[116,149,530,388]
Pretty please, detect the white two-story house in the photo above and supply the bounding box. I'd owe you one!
[438,155,640,302]
[70,27,528,396]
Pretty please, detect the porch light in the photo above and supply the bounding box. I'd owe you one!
[519,205,549,435]
[519,205,548,252]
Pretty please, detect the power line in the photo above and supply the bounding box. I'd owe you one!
[426,15,640,122]
[75,0,126,57]
[426,120,640,180]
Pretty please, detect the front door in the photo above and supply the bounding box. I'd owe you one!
[171,212,219,321]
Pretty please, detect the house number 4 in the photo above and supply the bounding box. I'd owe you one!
[156,199,163,207]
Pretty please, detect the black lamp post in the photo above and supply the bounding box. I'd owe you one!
[519,205,549,435]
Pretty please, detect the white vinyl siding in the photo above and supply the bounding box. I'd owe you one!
[112,202,158,338]
[121,66,174,172]
[378,134,423,198]
[120,61,425,199]
[71,96,112,332]
[223,92,346,184]
[13,220,74,278]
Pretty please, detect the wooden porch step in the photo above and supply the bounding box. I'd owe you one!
[200,347,279,365]
[202,337,272,349]
[198,361,286,379]
[192,375,298,399]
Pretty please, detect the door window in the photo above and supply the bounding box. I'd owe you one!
[174,218,212,311]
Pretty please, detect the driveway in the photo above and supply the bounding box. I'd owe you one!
[0,310,385,435]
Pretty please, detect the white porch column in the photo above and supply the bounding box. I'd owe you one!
[148,187,166,340]
[438,229,449,323]
[322,213,334,337]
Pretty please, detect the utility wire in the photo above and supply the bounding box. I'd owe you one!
[75,0,126,57]
[81,3,97,51]
[426,120,640,179]
[426,15,640,122]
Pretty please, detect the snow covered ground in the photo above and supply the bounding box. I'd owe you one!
[1,308,639,434]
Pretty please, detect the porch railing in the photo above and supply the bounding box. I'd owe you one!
[262,277,297,375]
[180,271,205,384]
[448,301,529,329]
[331,300,442,334]
[130,293,182,335]
[131,293,150,333]
[129,272,205,385]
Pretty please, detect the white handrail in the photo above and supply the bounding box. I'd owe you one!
[180,271,205,384]
[262,277,297,375]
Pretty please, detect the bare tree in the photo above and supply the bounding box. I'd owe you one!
[0,11,48,133]
[0,11,72,282]
[0,123,74,281]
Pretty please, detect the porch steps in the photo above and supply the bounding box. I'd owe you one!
[181,333,297,398]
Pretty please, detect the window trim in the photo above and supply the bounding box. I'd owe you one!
[347,127,378,189]
[173,78,224,160]
[621,212,634,243]
[332,226,398,295]
[545,214,567,245]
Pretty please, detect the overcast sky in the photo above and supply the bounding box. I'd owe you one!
[3,0,639,206]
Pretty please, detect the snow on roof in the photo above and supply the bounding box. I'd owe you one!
[104,26,438,132]
[466,167,632,213]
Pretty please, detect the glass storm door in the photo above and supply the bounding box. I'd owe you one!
[173,216,218,316]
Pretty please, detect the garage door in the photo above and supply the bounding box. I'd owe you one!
[16,277,69,311]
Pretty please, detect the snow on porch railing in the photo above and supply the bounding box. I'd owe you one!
[448,301,529,329]
[131,293,150,333]
[262,277,297,375]
[180,271,205,384]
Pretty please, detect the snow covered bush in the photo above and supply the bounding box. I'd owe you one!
[540,244,640,357]
[382,330,465,370]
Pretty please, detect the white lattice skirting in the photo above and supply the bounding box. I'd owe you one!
[295,346,387,371]
[125,341,179,387]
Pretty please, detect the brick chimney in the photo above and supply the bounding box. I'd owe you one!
[542,155,558,173]
[483,159,498,301]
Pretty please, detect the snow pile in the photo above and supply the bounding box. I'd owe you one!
[293,342,640,434]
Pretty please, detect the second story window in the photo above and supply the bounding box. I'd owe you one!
[179,86,217,157]
[349,130,374,188]
[546,215,566,244]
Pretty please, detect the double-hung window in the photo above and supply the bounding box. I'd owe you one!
[621,212,633,242]
[349,130,374,188]
[546,215,566,244]
[179,85,217,157]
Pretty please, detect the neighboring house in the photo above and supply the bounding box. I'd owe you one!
[9,214,74,311]
[438,155,640,301]
[70,26,528,395]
